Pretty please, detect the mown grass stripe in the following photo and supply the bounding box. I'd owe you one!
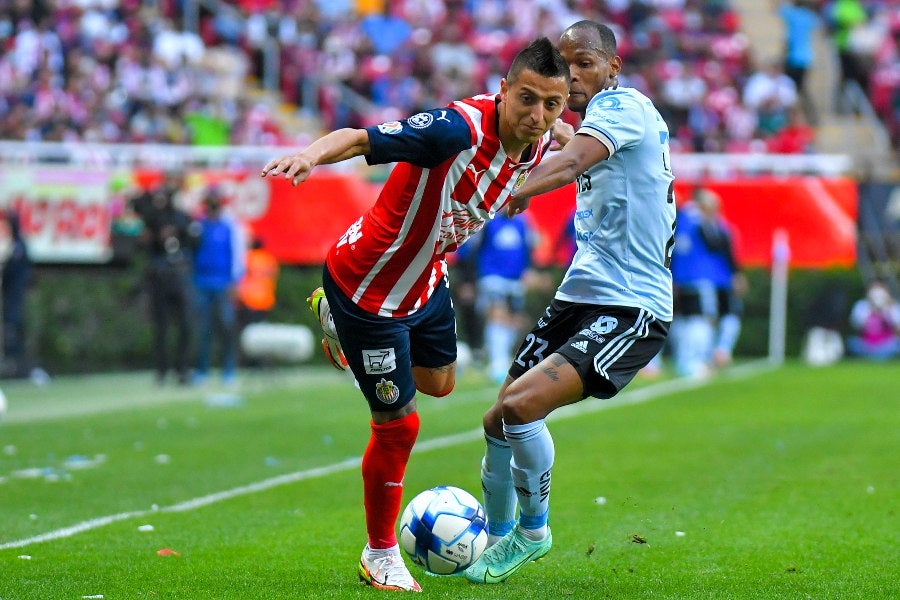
[1,360,773,550]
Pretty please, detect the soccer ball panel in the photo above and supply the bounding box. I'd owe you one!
[399,485,487,575]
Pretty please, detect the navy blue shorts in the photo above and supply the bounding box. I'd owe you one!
[322,267,457,412]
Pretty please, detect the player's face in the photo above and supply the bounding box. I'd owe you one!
[499,69,569,146]
[559,29,622,115]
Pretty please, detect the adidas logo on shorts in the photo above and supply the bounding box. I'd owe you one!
[571,340,589,353]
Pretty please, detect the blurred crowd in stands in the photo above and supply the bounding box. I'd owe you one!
[0,0,897,152]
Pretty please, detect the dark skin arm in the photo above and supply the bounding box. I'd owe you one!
[507,133,610,215]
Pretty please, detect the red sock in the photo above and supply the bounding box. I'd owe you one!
[361,411,420,549]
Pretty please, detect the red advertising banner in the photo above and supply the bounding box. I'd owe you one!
[0,166,114,263]
[679,178,858,269]
[0,165,857,270]
[199,172,862,270]
[248,173,380,264]
[504,178,858,269]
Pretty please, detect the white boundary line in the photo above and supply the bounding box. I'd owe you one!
[1,360,773,551]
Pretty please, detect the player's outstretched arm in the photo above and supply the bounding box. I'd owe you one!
[261,128,371,186]
[507,134,610,215]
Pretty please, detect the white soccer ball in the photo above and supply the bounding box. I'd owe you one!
[399,485,488,575]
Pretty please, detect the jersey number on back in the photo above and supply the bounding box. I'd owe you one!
[576,173,592,193]
[663,179,676,269]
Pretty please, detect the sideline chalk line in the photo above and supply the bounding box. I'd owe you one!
[1,360,773,550]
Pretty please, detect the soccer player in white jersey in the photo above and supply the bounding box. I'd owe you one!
[465,20,676,584]
[261,38,570,592]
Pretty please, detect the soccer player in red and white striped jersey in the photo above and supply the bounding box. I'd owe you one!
[262,37,570,592]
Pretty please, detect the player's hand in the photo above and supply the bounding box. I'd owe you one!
[507,194,531,217]
[261,154,315,186]
[550,120,575,150]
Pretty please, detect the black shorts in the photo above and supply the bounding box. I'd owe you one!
[508,300,669,399]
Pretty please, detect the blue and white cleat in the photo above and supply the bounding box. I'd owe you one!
[464,527,552,584]
[307,287,348,371]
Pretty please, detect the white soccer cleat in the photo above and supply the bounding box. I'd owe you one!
[358,544,422,592]
[307,287,349,371]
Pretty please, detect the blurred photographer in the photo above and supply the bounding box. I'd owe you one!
[132,171,200,385]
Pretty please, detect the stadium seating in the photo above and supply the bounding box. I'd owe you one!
[0,0,895,163]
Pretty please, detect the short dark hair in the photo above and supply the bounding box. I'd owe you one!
[563,20,618,55]
[507,37,570,86]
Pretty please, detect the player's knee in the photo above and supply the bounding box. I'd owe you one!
[482,404,504,436]
[417,378,455,397]
[498,381,534,424]
[412,365,456,397]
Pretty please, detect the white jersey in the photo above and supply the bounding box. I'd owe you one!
[556,87,676,321]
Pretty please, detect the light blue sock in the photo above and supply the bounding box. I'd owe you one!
[481,434,517,543]
[716,314,741,355]
[504,419,553,540]
[485,321,516,383]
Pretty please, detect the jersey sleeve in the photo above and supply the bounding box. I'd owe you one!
[576,89,645,157]
[365,107,474,168]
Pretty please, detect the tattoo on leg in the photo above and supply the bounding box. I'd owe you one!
[540,355,567,382]
[541,366,560,382]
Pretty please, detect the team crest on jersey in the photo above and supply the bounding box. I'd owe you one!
[362,348,397,374]
[513,170,529,192]
[377,121,403,135]
[407,112,433,129]
[375,378,400,404]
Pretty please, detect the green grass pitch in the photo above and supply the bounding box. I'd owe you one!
[0,361,897,599]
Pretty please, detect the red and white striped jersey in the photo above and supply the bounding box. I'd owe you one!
[326,94,552,317]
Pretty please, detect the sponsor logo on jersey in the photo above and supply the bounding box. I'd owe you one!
[377,121,402,135]
[570,340,589,353]
[575,209,593,220]
[336,216,363,248]
[595,95,623,111]
[466,163,488,184]
[408,112,434,129]
[363,348,397,374]
[578,329,606,344]
[590,316,618,335]
[375,378,400,404]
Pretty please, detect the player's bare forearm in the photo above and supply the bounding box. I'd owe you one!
[514,152,582,199]
[261,128,371,186]
[514,134,610,199]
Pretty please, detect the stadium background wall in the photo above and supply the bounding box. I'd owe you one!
[0,167,859,269]
[21,264,866,375]
[1,165,888,375]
